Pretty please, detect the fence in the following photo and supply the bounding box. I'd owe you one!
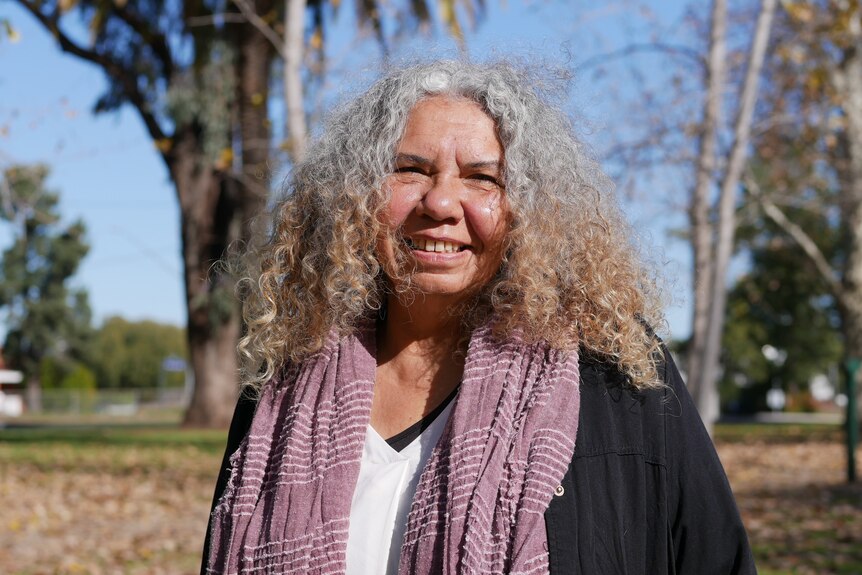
[4,387,190,418]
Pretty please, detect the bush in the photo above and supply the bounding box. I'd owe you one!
[60,364,97,390]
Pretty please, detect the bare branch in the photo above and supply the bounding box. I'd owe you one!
[226,169,271,200]
[16,0,168,145]
[230,0,286,59]
[576,42,706,74]
[749,178,842,299]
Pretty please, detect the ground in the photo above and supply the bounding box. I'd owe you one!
[718,425,862,575]
[0,423,859,574]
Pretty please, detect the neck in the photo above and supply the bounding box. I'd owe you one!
[384,294,461,362]
[377,293,465,389]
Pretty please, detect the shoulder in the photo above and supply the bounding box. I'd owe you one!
[560,347,756,574]
[574,346,688,465]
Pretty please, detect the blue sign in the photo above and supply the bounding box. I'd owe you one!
[162,356,187,372]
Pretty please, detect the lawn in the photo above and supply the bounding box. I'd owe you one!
[0,423,860,574]
[0,425,225,575]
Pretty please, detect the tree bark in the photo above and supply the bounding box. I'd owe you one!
[698,0,777,433]
[688,0,727,426]
[168,127,243,428]
[836,10,862,365]
[178,7,275,428]
[237,0,275,225]
[285,0,308,162]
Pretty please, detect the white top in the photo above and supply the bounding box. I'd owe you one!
[346,401,454,575]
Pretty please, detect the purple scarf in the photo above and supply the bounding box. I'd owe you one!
[205,321,580,575]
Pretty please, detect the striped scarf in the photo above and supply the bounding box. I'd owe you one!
[205,321,580,575]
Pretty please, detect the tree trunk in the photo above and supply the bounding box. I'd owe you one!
[237,0,275,224]
[836,13,862,366]
[285,0,308,163]
[688,0,727,424]
[25,377,42,413]
[169,127,243,428]
[174,7,273,428]
[692,0,776,434]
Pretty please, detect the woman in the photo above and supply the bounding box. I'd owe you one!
[202,60,756,575]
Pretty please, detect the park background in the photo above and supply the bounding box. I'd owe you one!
[1,0,861,572]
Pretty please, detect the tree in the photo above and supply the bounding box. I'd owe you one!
[721,200,843,413]
[91,316,187,389]
[686,0,778,432]
[745,0,862,419]
[15,0,481,427]
[581,1,777,431]
[13,0,274,426]
[0,164,93,409]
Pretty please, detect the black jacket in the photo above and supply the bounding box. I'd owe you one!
[202,349,756,574]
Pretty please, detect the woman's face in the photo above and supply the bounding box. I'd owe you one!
[379,96,509,303]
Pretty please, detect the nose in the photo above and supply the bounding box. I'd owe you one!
[416,175,464,222]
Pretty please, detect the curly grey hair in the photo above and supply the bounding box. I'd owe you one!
[239,59,664,391]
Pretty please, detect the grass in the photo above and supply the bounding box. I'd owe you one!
[0,425,227,451]
[0,421,859,574]
[714,422,846,443]
[0,425,228,476]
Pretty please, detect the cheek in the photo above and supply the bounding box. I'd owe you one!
[467,196,509,246]
[382,185,421,227]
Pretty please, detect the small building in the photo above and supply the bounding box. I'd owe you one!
[0,348,24,417]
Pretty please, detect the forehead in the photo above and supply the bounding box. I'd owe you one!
[397,96,502,157]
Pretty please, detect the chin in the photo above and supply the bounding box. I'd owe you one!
[408,277,485,302]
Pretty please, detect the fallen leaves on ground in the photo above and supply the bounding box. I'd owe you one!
[0,437,219,575]
[0,430,859,574]
[717,440,862,575]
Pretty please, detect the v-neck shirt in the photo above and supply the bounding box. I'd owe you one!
[345,392,457,575]
[384,386,459,452]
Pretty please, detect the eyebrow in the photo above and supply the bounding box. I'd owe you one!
[464,160,502,172]
[394,153,433,168]
[394,154,502,172]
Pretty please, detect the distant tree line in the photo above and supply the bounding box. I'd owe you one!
[38,317,188,391]
[0,164,186,398]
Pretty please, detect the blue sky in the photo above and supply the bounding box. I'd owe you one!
[0,0,697,339]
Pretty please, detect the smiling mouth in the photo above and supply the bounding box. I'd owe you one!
[405,237,470,253]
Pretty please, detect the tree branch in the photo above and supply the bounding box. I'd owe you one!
[749,177,843,299]
[110,4,174,79]
[16,0,168,145]
[186,13,249,27]
[576,42,706,74]
[230,0,286,59]
[226,169,271,200]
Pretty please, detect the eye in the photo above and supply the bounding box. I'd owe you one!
[468,173,503,189]
[394,166,426,175]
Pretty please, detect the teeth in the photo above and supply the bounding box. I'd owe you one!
[409,238,462,253]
